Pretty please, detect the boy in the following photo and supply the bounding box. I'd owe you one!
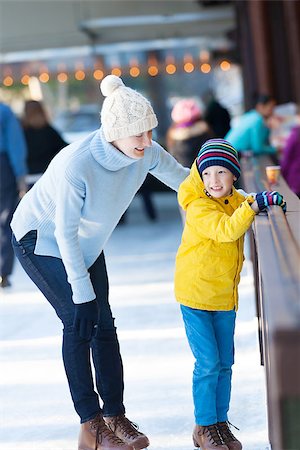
[174,139,286,450]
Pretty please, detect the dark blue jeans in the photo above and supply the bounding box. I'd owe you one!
[12,230,125,423]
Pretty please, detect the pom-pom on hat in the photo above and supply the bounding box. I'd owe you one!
[171,98,202,124]
[100,75,158,142]
[196,139,241,179]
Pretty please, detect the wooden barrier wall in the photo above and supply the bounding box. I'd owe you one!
[240,154,300,450]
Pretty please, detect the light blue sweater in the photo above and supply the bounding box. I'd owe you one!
[225,109,275,155]
[11,127,189,304]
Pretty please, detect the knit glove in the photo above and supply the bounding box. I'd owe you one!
[73,300,98,340]
[256,191,286,213]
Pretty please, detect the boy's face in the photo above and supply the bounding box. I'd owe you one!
[202,165,237,198]
[112,130,153,159]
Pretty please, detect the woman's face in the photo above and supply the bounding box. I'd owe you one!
[112,130,153,159]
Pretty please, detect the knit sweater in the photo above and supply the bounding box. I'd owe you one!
[11,127,189,303]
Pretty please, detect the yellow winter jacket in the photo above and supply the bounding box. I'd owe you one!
[174,161,256,311]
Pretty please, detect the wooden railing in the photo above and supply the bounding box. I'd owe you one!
[240,154,300,450]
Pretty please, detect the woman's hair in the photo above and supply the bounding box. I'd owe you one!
[22,100,49,128]
[254,93,275,106]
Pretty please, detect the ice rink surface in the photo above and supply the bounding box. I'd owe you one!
[0,192,270,450]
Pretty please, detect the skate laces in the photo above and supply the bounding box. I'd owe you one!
[113,414,140,438]
[218,421,239,443]
[199,424,224,446]
[90,415,126,449]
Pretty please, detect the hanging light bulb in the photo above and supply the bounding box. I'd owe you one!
[3,76,14,87]
[147,55,159,76]
[57,72,68,83]
[148,65,158,76]
[93,69,104,80]
[183,54,194,73]
[75,70,85,81]
[111,67,122,77]
[39,72,50,83]
[129,58,140,77]
[200,63,211,74]
[220,60,231,71]
[21,74,30,85]
[165,55,176,75]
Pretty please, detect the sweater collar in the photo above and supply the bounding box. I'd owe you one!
[90,127,138,171]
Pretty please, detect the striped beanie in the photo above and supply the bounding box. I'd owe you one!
[196,138,241,179]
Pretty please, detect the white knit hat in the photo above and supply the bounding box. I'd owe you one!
[100,75,158,142]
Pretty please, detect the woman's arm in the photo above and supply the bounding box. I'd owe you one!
[54,173,96,304]
[149,141,190,191]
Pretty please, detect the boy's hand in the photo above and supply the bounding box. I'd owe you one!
[73,300,98,340]
[256,191,287,213]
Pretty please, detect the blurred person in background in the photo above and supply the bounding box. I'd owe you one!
[11,75,189,450]
[225,94,277,159]
[280,109,300,198]
[22,100,67,185]
[166,97,214,221]
[204,93,231,138]
[0,102,28,288]
[166,97,214,168]
[118,175,158,224]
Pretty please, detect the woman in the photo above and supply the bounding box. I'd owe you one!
[11,75,189,450]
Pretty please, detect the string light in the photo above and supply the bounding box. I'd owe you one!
[57,72,68,83]
[220,60,231,71]
[3,76,13,87]
[75,70,85,81]
[184,62,194,73]
[200,63,211,74]
[39,72,50,83]
[165,55,176,75]
[93,69,104,80]
[130,66,140,77]
[148,65,158,76]
[1,52,231,88]
[111,67,122,77]
[129,58,140,77]
[183,54,194,73]
[147,55,159,76]
[21,74,30,85]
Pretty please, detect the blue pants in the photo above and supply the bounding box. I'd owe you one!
[12,230,125,423]
[180,305,236,426]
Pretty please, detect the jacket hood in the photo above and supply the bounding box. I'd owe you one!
[178,161,205,210]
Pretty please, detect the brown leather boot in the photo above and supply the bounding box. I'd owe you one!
[193,424,229,450]
[78,413,134,450]
[104,414,150,449]
[217,422,242,450]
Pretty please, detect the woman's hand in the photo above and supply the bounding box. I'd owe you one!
[73,300,98,340]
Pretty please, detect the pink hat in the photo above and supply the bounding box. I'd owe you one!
[171,98,201,124]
